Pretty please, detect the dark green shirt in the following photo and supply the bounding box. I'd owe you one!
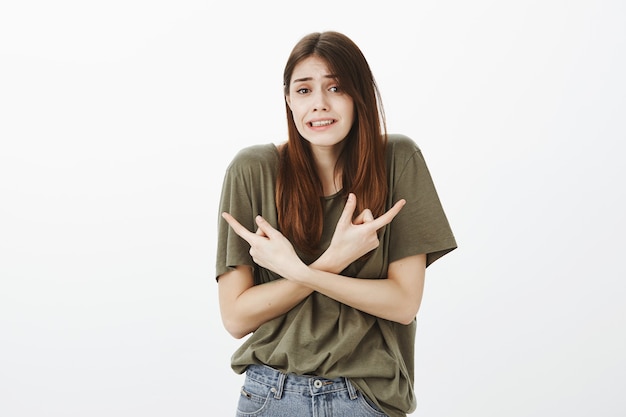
[216,134,457,417]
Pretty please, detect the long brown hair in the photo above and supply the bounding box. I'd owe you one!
[277,31,388,254]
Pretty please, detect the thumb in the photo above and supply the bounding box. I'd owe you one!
[362,209,374,222]
[354,208,374,224]
[255,215,279,237]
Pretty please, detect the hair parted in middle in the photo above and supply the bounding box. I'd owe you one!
[276,31,389,254]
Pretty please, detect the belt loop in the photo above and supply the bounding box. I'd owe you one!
[345,378,358,400]
[273,370,286,399]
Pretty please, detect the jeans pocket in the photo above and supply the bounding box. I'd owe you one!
[356,391,389,416]
[236,379,274,416]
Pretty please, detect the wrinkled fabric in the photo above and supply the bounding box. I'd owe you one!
[216,134,457,417]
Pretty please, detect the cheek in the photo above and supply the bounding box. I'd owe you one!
[289,105,306,123]
[288,107,306,131]
[338,97,354,117]
[343,104,355,125]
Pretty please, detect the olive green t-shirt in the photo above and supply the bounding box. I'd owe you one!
[215,134,457,417]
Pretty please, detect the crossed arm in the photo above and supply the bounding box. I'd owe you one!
[217,193,426,339]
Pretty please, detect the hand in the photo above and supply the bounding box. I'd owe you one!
[326,193,406,268]
[221,212,306,279]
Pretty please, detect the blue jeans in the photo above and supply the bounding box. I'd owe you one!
[236,364,389,416]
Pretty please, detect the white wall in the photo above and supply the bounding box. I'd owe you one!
[1,1,624,416]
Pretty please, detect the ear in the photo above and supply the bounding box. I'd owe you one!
[285,95,292,110]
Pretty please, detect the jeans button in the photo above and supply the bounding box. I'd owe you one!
[313,379,323,388]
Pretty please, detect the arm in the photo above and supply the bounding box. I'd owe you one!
[285,253,426,325]
[251,214,426,324]
[217,266,309,339]
[218,252,356,339]
[218,194,393,338]
[223,194,421,325]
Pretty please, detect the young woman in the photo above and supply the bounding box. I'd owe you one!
[216,31,457,417]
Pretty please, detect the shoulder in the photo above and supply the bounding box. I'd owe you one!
[231,143,279,163]
[385,133,435,183]
[226,143,279,173]
[386,134,423,163]
[387,133,421,152]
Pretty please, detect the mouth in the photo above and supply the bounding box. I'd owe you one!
[308,119,335,127]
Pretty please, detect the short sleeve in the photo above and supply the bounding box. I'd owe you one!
[386,135,457,267]
[215,144,280,280]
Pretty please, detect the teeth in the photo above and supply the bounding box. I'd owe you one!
[311,120,334,127]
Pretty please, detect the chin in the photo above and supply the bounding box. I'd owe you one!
[302,131,349,147]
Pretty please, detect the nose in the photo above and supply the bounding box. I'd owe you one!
[312,90,329,111]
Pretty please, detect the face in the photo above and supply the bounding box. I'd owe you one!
[286,56,354,150]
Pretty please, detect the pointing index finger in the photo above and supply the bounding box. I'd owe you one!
[371,199,406,230]
[221,212,257,244]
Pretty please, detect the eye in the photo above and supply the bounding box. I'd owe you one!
[296,87,310,94]
[329,86,340,93]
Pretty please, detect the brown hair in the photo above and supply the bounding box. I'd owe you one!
[277,31,388,254]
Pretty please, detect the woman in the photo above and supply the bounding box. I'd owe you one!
[216,31,457,417]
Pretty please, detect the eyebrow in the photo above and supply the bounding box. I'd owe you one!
[291,74,338,84]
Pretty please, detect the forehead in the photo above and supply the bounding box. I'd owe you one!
[291,56,333,82]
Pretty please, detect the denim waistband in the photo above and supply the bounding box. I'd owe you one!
[245,364,359,400]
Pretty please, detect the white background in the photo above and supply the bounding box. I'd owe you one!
[1,1,625,416]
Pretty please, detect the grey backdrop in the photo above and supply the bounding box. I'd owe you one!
[1,1,624,416]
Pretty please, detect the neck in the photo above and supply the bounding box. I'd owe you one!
[311,146,343,197]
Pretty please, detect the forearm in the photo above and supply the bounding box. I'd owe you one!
[309,249,349,274]
[219,209,421,332]
[225,277,312,338]
[221,258,350,338]
[286,254,426,324]
[302,271,413,323]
